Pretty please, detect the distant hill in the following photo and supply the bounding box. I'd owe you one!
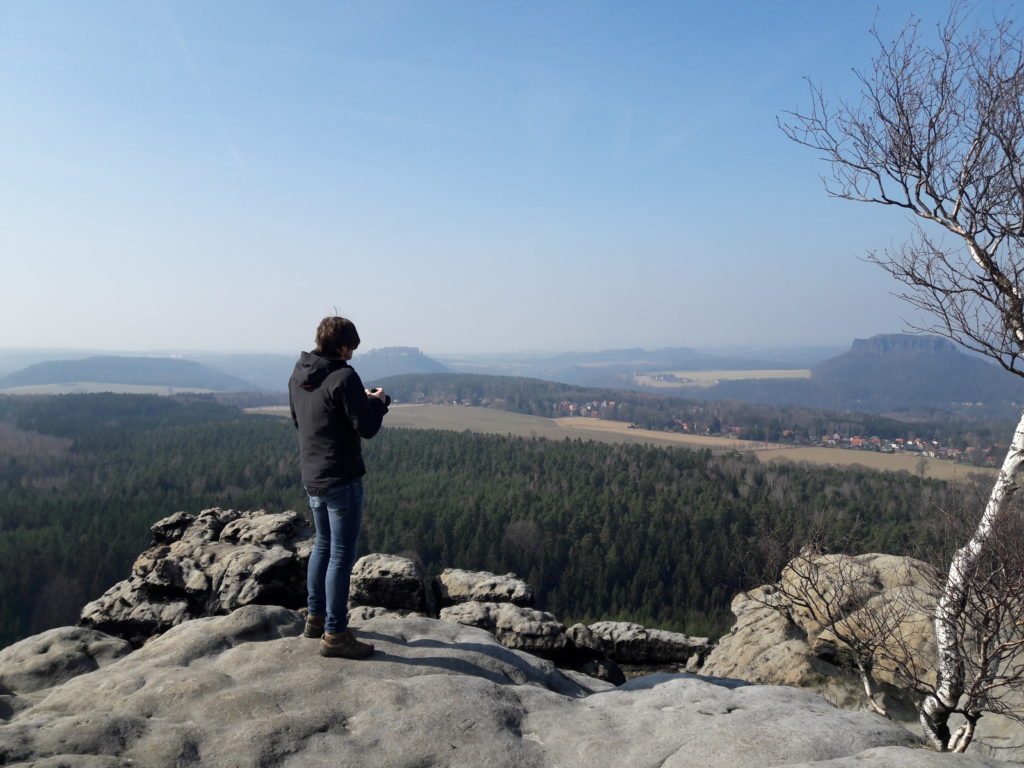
[0,349,110,378]
[195,347,449,392]
[696,334,1024,418]
[353,347,448,385]
[435,346,816,388]
[0,347,450,395]
[187,353,297,393]
[0,356,260,393]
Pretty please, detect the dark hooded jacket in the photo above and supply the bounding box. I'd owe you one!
[288,351,389,492]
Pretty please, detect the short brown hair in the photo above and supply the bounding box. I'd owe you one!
[315,316,360,357]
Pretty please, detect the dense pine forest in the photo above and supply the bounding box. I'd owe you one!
[0,393,964,649]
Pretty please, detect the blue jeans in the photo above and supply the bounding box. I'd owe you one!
[306,479,363,634]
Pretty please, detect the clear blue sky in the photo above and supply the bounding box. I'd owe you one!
[1,1,1015,355]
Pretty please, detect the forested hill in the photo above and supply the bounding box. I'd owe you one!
[0,392,960,648]
[378,372,1009,446]
[0,356,259,392]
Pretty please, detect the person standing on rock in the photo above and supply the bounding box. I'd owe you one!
[288,316,389,658]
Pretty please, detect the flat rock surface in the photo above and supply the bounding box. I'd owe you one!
[0,626,131,695]
[1,606,1015,767]
[778,746,1014,767]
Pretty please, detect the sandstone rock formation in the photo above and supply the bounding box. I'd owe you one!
[74,510,681,684]
[575,620,711,672]
[702,552,1022,759]
[79,508,312,645]
[434,568,534,607]
[349,553,430,613]
[5,604,1011,768]
[439,601,567,656]
[0,626,132,722]
[703,554,939,705]
[0,626,131,695]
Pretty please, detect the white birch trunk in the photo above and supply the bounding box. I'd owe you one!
[853,657,887,717]
[920,409,1024,750]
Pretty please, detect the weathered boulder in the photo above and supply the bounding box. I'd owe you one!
[701,588,831,688]
[79,508,312,645]
[440,605,625,685]
[580,620,710,670]
[349,553,429,613]
[4,605,1013,768]
[434,568,534,607]
[702,556,935,722]
[440,601,567,657]
[779,553,939,688]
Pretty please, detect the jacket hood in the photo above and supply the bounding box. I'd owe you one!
[292,351,345,390]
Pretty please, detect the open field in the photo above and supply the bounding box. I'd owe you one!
[634,369,811,388]
[250,404,990,482]
[754,446,990,481]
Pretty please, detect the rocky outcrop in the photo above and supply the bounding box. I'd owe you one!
[439,602,566,657]
[701,554,940,723]
[79,508,312,645]
[434,568,534,607]
[702,552,1024,758]
[74,509,682,684]
[349,553,430,613]
[5,604,1008,768]
[439,603,628,685]
[575,621,710,670]
[702,554,939,711]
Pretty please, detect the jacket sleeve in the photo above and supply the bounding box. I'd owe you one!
[341,370,388,439]
[288,387,298,429]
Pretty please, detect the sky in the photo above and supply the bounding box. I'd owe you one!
[1,0,1018,355]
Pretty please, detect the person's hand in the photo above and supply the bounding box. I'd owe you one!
[367,387,388,403]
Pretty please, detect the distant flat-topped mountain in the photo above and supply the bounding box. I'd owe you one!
[698,334,1024,417]
[0,356,260,393]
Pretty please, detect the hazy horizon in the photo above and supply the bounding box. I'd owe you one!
[4,1,1011,354]
[0,335,868,360]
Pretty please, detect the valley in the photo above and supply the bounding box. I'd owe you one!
[253,403,988,482]
[633,368,812,389]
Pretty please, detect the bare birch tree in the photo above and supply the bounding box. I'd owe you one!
[755,546,915,717]
[782,2,1024,751]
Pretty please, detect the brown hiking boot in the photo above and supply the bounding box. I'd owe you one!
[320,630,373,659]
[303,615,325,639]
